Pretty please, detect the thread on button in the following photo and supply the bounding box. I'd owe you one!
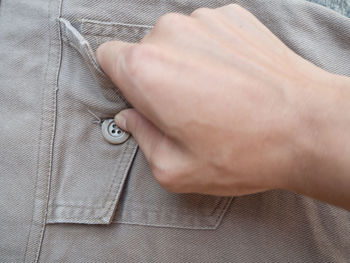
[87,109,102,124]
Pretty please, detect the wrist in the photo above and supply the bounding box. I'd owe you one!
[287,72,350,209]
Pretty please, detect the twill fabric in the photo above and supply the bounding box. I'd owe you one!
[0,0,349,262]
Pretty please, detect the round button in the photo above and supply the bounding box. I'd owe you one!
[101,119,130,144]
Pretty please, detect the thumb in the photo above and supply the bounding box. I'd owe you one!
[115,109,163,161]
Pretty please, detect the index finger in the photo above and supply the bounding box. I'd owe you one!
[96,40,167,131]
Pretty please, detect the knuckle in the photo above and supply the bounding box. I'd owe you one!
[125,110,140,133]
[155,12,188,32]
[151,162,183,192]
[157,12,183,26]
[228,3,242,10]
[123,44,155,80]
[228,4,246,13]
[190,7,212,17]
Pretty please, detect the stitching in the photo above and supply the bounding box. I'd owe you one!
[58,141,130,209]
[48,140,133,219]
[40,27,138,215]
[49,195,229,210]
[48,141,138,210]
[48,35,131,210]
[59,19,105,75]
[48,202,224,210]
[23,0,53,261]
[48,219,220,230]
[82,33,150,38]
[115,206,227,215]
[34,2,63,262]
[35,5,62,262]
[111,221,219,230]
[60,19,128,104]
[112,197,234,229]
[50,19,230,228]
[50,195,233,224]
[108,197,237,230]
[80,18,154,29]
[99,139,131,219]
[46,117,229,225]
[213,196,234,229]
[209,195,225,216]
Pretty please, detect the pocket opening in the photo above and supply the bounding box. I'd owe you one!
[48,18,233,229]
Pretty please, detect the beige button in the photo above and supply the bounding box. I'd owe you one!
[101,119,130,144]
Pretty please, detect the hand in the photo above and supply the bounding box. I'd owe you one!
[96,4,350,209]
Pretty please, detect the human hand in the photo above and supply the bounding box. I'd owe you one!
[96,4,350,209]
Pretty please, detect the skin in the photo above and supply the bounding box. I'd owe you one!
[96,4,350,210]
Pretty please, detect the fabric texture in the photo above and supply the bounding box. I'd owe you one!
[306,0,350,17]
[0,0,349,262]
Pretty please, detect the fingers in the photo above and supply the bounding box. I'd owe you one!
[114,108,164,162]
[96,40,169,131]
[96,41,144,110]
[96,41,150,109]
[96,40,135,94]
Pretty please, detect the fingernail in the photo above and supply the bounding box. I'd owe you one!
[115,112,127,131]
[95,44,104,63]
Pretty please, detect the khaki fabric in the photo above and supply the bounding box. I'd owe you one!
[0,0,349,262]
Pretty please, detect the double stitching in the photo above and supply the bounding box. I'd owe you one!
[23,0,64,262]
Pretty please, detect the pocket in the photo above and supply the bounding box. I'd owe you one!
[47,18,233,229]
[46,18,138,224]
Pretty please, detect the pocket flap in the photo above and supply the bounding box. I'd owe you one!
[48,18,233,228]
[46,18,138,224]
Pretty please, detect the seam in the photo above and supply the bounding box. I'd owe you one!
[29,0,63,262]
[46,194,232,230]
[60,19,128,104]
[60,19,129,105]
[47,128,229,225]
[209,195,225,216]
[49,18,230,229]
[106,140,139,220]
[47,178,233,228]
[213,196,234,229]
[112,197,234,229]
[62,37,112,84]
[114,206,227,215]
[23,0,53,261]
[59,19,105,75]
[111,221,219,230]
[80,18,153,29]
[48,141,137,221]
[99,139,131,219]
[51,20,137,218]
[48,202,226,210]
[51,203,222,215]
[47,219,218,230]
[82,33,150,38]
[51,195,233,226]
[51,141,130,210]
[34,1,63,261]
